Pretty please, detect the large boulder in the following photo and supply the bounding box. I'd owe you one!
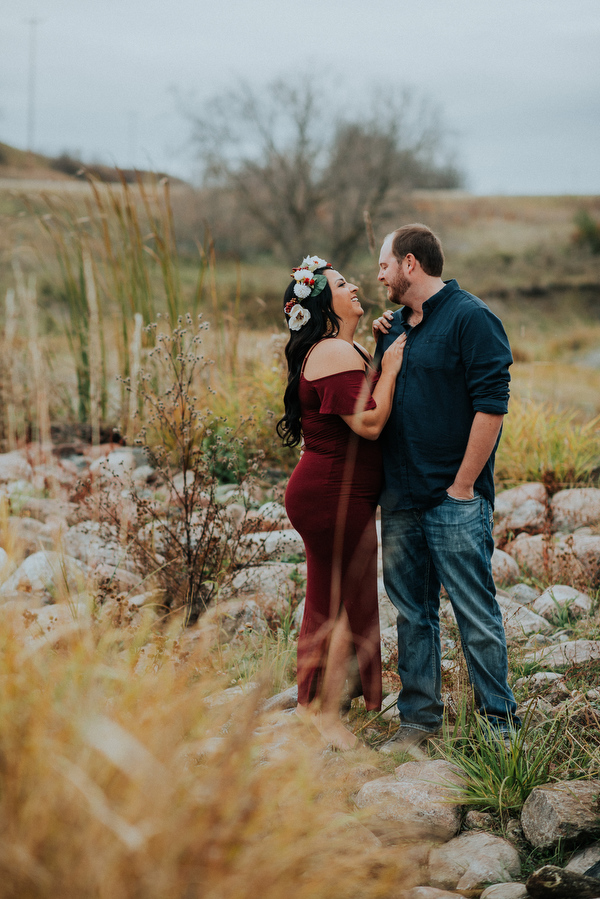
[532,585,592,622]
[565,840,600,874]
[505,533,600,586]
[494,483,548,536]
[492,549,520,585]
[0,451,33,483]
[480,885,529,898]
[495,589,553,639]
[240,528,305,561]
[521,779,600,848]
[63,521,139,573]
[428,831,521,891]
[0,551,88,598]
[551,488,600,532]
[354,759,464,842]
[89,450,137,479]
[522,639,600,669]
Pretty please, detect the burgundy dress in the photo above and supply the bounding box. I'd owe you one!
[285,360,383,711]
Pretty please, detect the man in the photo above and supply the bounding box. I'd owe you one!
[373,223,519,753]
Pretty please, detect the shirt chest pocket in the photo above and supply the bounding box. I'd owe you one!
[412,334,450,371]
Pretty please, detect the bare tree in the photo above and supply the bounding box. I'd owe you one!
[188,78,463,265]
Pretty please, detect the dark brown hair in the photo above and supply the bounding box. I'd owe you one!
[390,223,444,277]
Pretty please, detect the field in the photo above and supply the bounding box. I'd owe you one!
[1,176,600,895]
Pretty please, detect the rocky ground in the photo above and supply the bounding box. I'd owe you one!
[1,444,600,898]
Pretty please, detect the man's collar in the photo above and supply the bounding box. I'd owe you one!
[399,279,458,322]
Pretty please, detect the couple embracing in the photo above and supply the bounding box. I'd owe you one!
[277,224,519,752]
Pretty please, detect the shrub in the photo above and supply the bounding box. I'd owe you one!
[572,210,600,254]
[95,316,269,624]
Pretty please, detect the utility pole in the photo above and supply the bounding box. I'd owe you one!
[26,17,40,153]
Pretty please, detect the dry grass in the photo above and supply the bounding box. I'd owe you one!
[0,604,417,899]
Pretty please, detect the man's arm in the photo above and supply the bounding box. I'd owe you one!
[446,412,504,500]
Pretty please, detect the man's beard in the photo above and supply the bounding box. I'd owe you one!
[388,272,410,305]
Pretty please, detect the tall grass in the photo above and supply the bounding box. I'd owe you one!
[29,173,209,433]
[497,397,600,489]
[0,610,413,898]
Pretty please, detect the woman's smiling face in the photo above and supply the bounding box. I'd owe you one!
[326,269,363,323]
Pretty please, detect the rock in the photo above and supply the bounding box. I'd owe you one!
[0,551,88,597]
[428,831,521,891]
[17,496,79,525]
[261,685,298,712]
[521,779,600,848]
[241,528,305,561]
[506,533,600,586]
[526,864,600,898]
[495,589,553,638]
[255,501,288,521]
[231,562,306,599]
[566,841,600,874]
[496,482,548,512]
[493,549,521,585]
[505,583,541,605]
[6,515,58,552]
[381,625,398,667]
[480,884,529,899]
[381,691,400,721]
[464,810,495,830]
[378,577,397,629]
[516,698,556,728]
[0,451,33,482]
[199,599,268,642]
[552,488,600,532]
[91,563,142,592]
[0,547,8,571]
[63,521,139,573]
[513,672,564,692]
[522,640,600,669]
[354,759,464,842]
[398,889,460,899]
[132,464,155,484]
[533,585,592,622]
[495,483,548,535]
[89,450,137,478]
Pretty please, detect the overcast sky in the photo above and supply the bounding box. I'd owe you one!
[2,0,599,194]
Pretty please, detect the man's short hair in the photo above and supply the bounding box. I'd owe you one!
[390,224,444,277]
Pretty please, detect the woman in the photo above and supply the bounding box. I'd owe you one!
[277,255,406,750]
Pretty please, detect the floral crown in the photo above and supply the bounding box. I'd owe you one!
[285,255,331,331]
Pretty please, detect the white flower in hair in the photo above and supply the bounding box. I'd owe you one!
[288,304,311,330]
[294,282,312,299]
[293,268,314,282]
[299,255,328,272]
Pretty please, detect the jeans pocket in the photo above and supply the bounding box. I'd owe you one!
[445,492,479,504]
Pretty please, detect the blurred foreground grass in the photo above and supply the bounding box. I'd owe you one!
[0,608,416,899]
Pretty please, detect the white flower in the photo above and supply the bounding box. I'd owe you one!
[293,268,313,282]
[299,254,328,272]
[294,282,312,299]
[288,304,311,330]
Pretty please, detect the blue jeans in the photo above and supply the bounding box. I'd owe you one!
[382,494,518,733]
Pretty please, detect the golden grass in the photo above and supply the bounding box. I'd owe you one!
[0,606,417,899]
[497,395,600,488]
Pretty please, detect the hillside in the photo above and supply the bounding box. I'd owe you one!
[0,140,180,185]
[0,141,73,181]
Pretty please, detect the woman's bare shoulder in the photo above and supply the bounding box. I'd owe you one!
[303,339,363,380]
[353,340,373,361]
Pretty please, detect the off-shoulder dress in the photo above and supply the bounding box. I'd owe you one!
[285,347,383,711]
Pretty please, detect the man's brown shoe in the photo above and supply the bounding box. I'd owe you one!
[379,724,438,754]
